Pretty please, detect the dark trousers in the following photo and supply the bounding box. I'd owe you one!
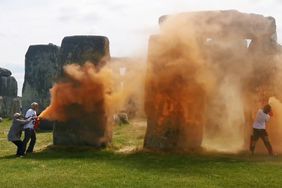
[22,128,36,153]
[12,140,24,156]
[250,128,273,155]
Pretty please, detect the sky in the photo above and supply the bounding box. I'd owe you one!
[0,0,281,96]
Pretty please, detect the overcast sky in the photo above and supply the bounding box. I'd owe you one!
[0,0,281,96]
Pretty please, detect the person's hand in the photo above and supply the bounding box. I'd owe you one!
[269,111,273,117]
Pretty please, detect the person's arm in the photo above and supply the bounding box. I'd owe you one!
[265,115,270,123]
[14,117,32,125]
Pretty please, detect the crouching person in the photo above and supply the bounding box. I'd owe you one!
[7,113,32,157]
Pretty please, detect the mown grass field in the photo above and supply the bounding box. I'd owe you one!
[1,118,282,188]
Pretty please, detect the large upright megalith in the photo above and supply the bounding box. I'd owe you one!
[144,10,280,152]
[0,67,17,97]
[22,44,60,113]
[144,35,206,151]
[59,36,110,70]
[53,35,111,147]
[0,67,20,117]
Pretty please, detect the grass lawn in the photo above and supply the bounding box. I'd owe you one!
[0,118,282,188]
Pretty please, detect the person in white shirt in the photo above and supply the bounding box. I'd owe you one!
[250,104,273,155]
[22,102,38,154]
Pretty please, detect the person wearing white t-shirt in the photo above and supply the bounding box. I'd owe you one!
[22,102,38,154]
[250,104,273,155]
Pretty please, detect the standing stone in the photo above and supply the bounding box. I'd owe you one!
[0,67,20,118]
[53,35,111,147]
[0,68,12,77]
[59,35,110,73]
[0,96,21,118]
[22,44,60,114]
[0,75,17,97]
[149,10,280,152]
[144,35,205,151]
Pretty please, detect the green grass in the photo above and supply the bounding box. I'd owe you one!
[0,119,282,188]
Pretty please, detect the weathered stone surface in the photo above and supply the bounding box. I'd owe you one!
[0,75,17,97]
[145,10,280,152]
[53,105,109,147]
[0,96,21,118]
[159,10,277,41]
[0,68,12,77]
[53,35,111,147]
[144,35,205,151]
[22,44,60,114]
[59,35,110,74]
[0,67,19,118]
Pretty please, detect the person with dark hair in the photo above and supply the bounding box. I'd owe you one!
[22,102,38,154]
[7,113,32,157]
[250,104,274,155]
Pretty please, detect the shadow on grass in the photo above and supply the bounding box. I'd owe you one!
[0,151,245,177]
[2,145,281,171]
